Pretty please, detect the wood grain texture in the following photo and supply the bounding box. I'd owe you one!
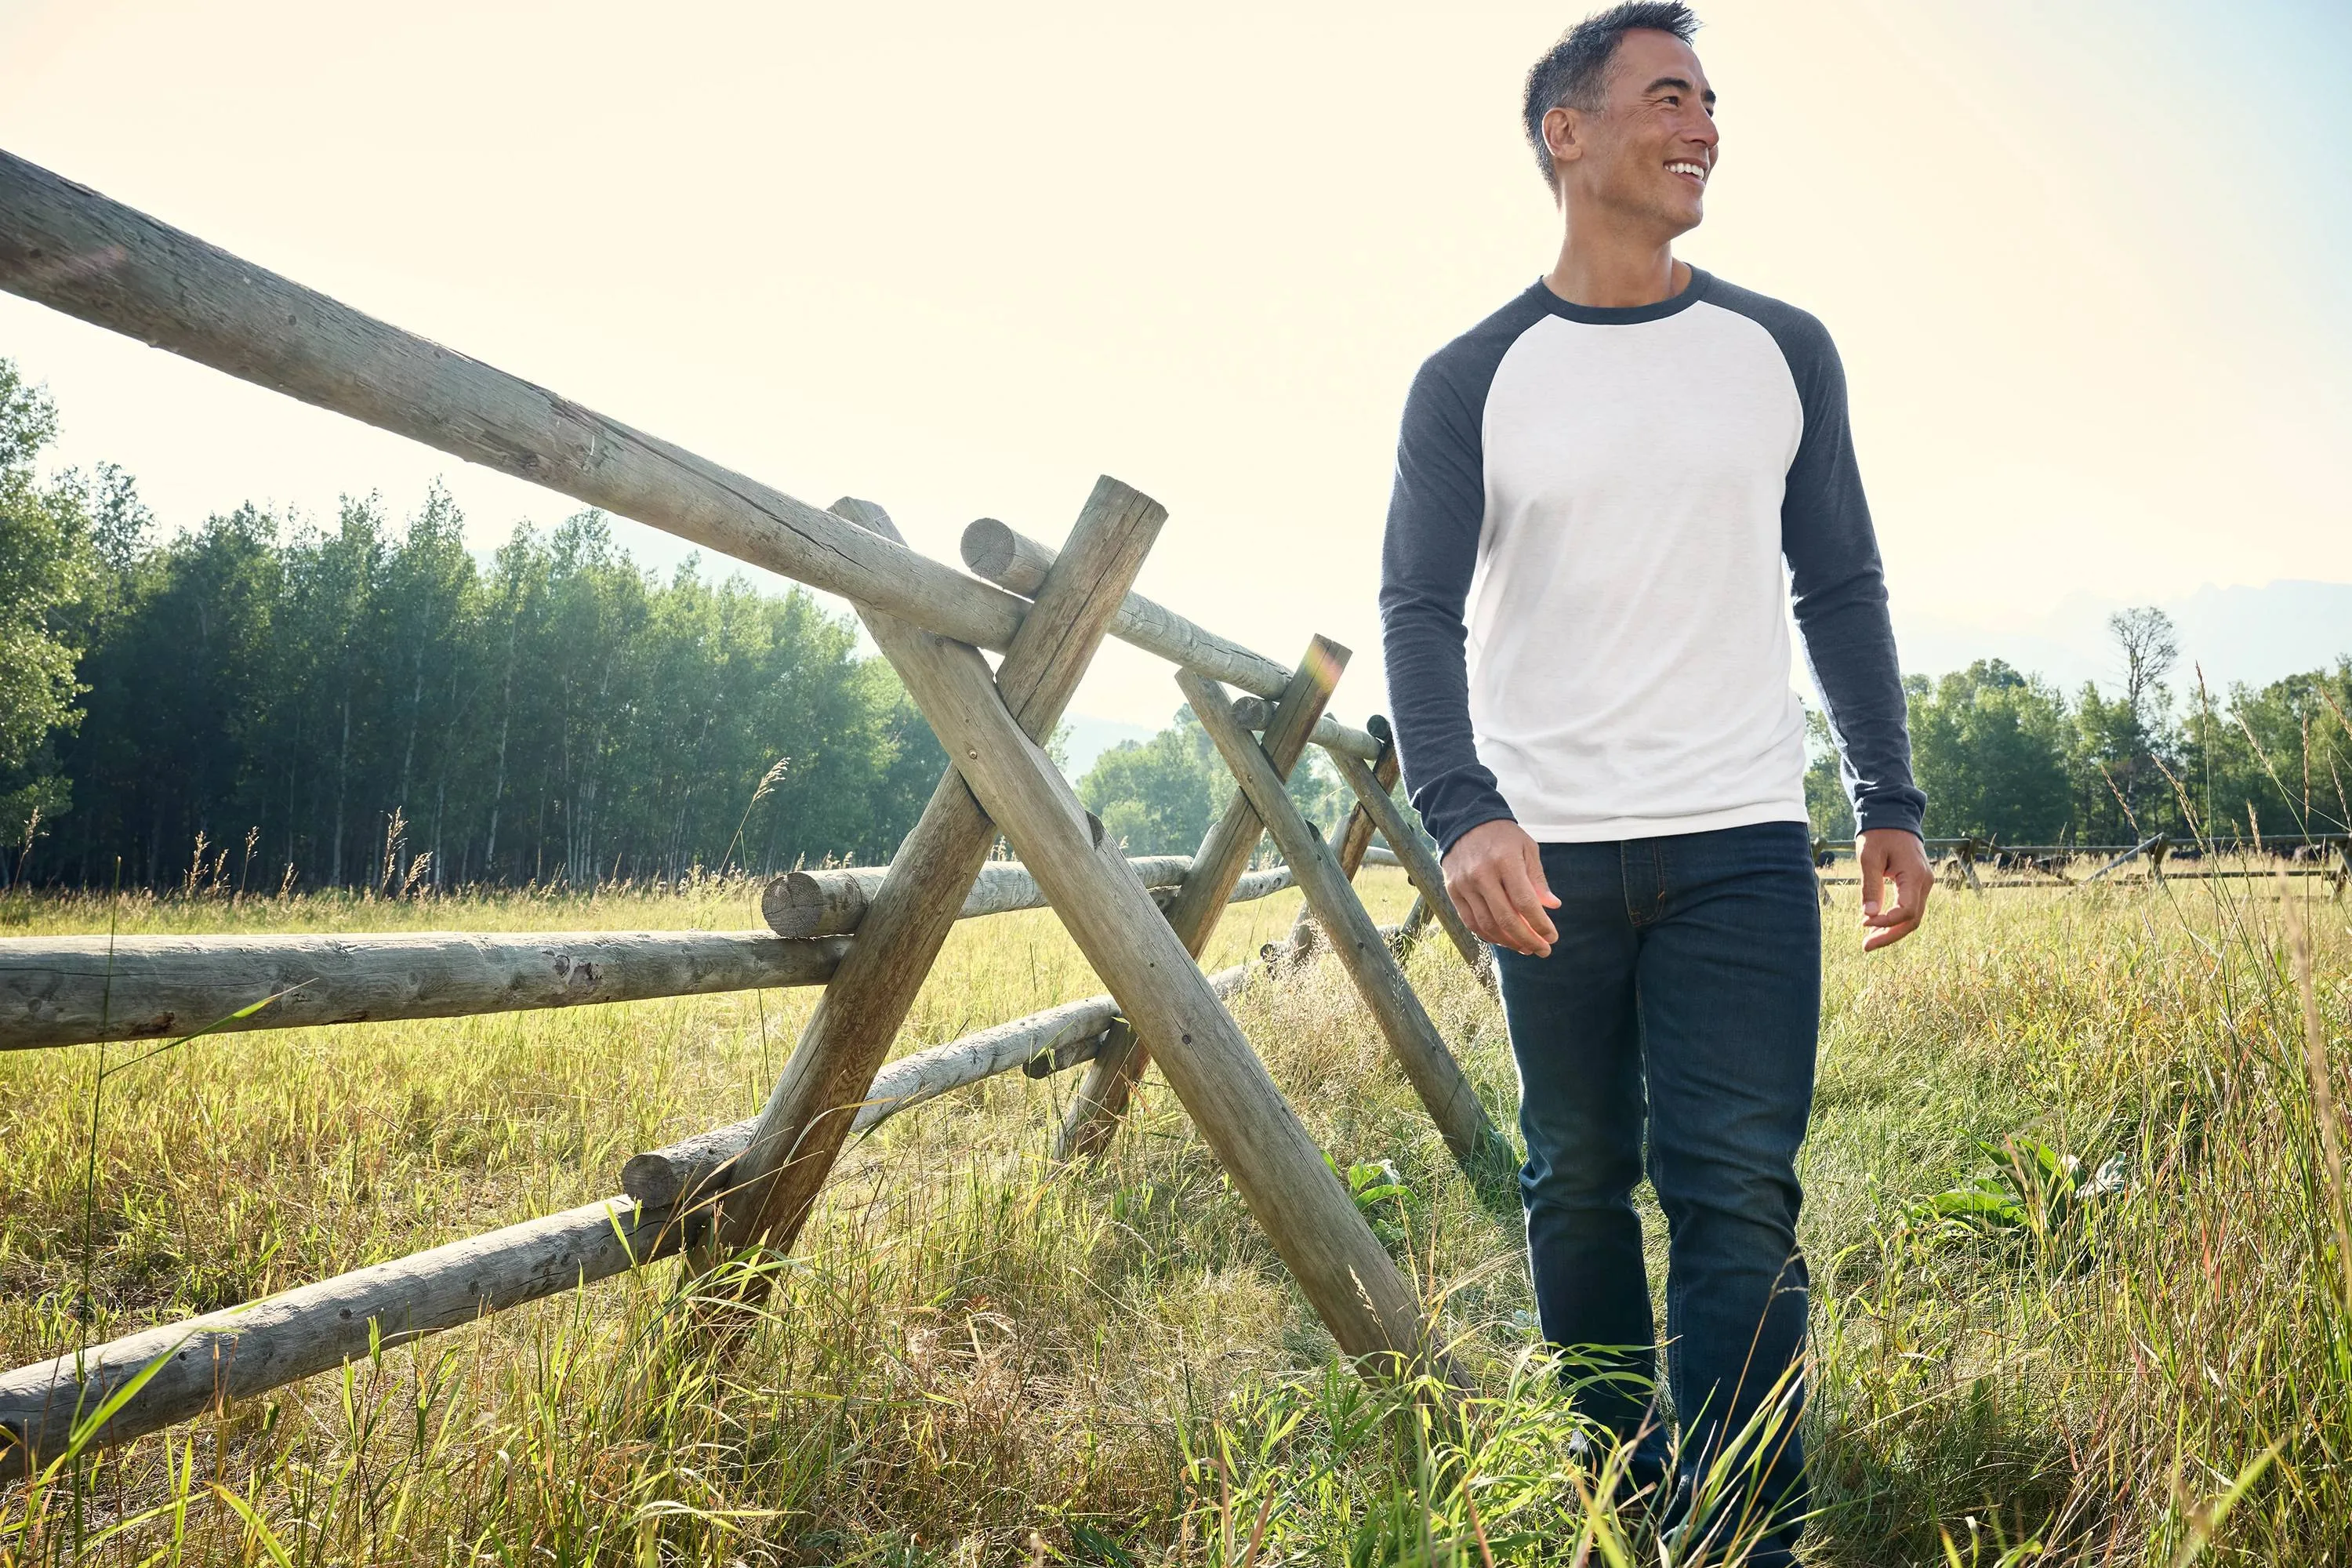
[1181,670,1507,1174]
[0,151,1029,654]
[0,959,1261,1474]
[1327,744,1483,970]
[1055,641,1343,1160]
[622,962,1257,1218]
[717,485,1161,1252]
[763,854,1211,938]
[1289,727,1400,952]
[0,928,851,1054]
[1334,742,1403,880]
[960,519,1381,761]
[1225,694,1382,767]
[873,619,1443,1377]
[0,1195,669,1479]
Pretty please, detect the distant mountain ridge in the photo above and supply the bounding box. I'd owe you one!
[1896,579,2352,698]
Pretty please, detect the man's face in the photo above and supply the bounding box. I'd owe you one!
[1547,29,1719,240]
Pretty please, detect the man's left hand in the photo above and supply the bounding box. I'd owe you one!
[1857,828,1933,952]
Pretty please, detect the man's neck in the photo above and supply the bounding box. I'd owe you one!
[1544,223,1687,309]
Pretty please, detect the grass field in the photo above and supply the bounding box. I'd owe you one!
[2,862,2348,1566]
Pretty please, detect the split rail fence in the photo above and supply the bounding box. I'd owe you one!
[0,150,1504,1481]
[1813,833,2351,894]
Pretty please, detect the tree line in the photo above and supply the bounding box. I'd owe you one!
[2,360,949,892]
[0,358,1345,893]
[1807,608,2351,848]
[5,356,2344,892]
[1079,605,2352,861]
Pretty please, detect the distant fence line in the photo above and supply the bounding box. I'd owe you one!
[1812,831,2350,894]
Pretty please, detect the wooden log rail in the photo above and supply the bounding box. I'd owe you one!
[1182,670,1506,1174]
[1281,715,1400,965]
[0,861,1294,1055]
[1324,737,1483,970]
[855,579,1443,1377]
[963,520,1381,764]
[0,147,1473,1468]
[1817,836,2348,856]
[0,151,1380,741]
[0,928,850,1054]
[761,855,1290,938]
[1055,641,1345,1160]
[626,963,1256,1224]
[0,1196,669,1481]
[0,960,1261,1477]
[710,493,1159,1261]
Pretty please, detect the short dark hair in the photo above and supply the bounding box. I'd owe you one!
[1522,2,1701,187]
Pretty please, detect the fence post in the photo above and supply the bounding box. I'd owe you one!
[866,601,1451,1384]
[1055,640,1346,1160]
[1180,670,1509,1175]
[710,481,1163,1258]
[1280,718,1397,960]
[1323,736,1484,974]
[2083,833,2164,886]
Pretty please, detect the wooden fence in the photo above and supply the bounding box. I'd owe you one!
[1813,833,2350,894]
[0,149,1498,1479]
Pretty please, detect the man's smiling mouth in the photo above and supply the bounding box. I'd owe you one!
[1667,160,1708,186]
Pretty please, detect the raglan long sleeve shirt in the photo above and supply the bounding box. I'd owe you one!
[1378,270,1925,852]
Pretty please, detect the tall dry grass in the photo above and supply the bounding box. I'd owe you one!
[1,860,2347,1564]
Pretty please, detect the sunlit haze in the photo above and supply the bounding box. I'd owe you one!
[2,0,2345,733]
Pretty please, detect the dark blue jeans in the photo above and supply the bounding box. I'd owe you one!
[1493,821,1818,1563]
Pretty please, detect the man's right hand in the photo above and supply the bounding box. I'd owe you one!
[1442,818,1561,957]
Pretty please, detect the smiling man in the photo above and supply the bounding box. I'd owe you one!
[1378,3,1933,1558]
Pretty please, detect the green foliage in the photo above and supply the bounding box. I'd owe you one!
[1079,706,1225,855]
[2181,660,2352,842]
[1326,1149,1417,1249]
[1805,708,1850,839]
[1907,660,2074,843]
[42,485,945,890]
[78,503,946,888]
[0,363,111,844]
[1077,702,1355,858]
[0,355,963,891]
[1853,605,2348,849]
[1908,1134,2130,1271]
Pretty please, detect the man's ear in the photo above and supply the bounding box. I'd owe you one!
[1542,104,1582,172]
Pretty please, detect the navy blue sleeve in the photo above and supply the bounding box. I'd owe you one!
[1715,287,1926,838]
[1378,304,1535,855]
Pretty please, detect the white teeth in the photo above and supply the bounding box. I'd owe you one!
[1667,162,1707,181]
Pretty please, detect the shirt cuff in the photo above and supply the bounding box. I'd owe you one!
[1854,797,1925,840]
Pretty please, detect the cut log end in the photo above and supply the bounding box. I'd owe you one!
[759,869,872,939]
[960,516,1019,581]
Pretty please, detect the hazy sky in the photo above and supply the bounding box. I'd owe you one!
[2,0,2345,732]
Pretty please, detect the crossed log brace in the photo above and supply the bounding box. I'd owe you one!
[0,147,1511,1473]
